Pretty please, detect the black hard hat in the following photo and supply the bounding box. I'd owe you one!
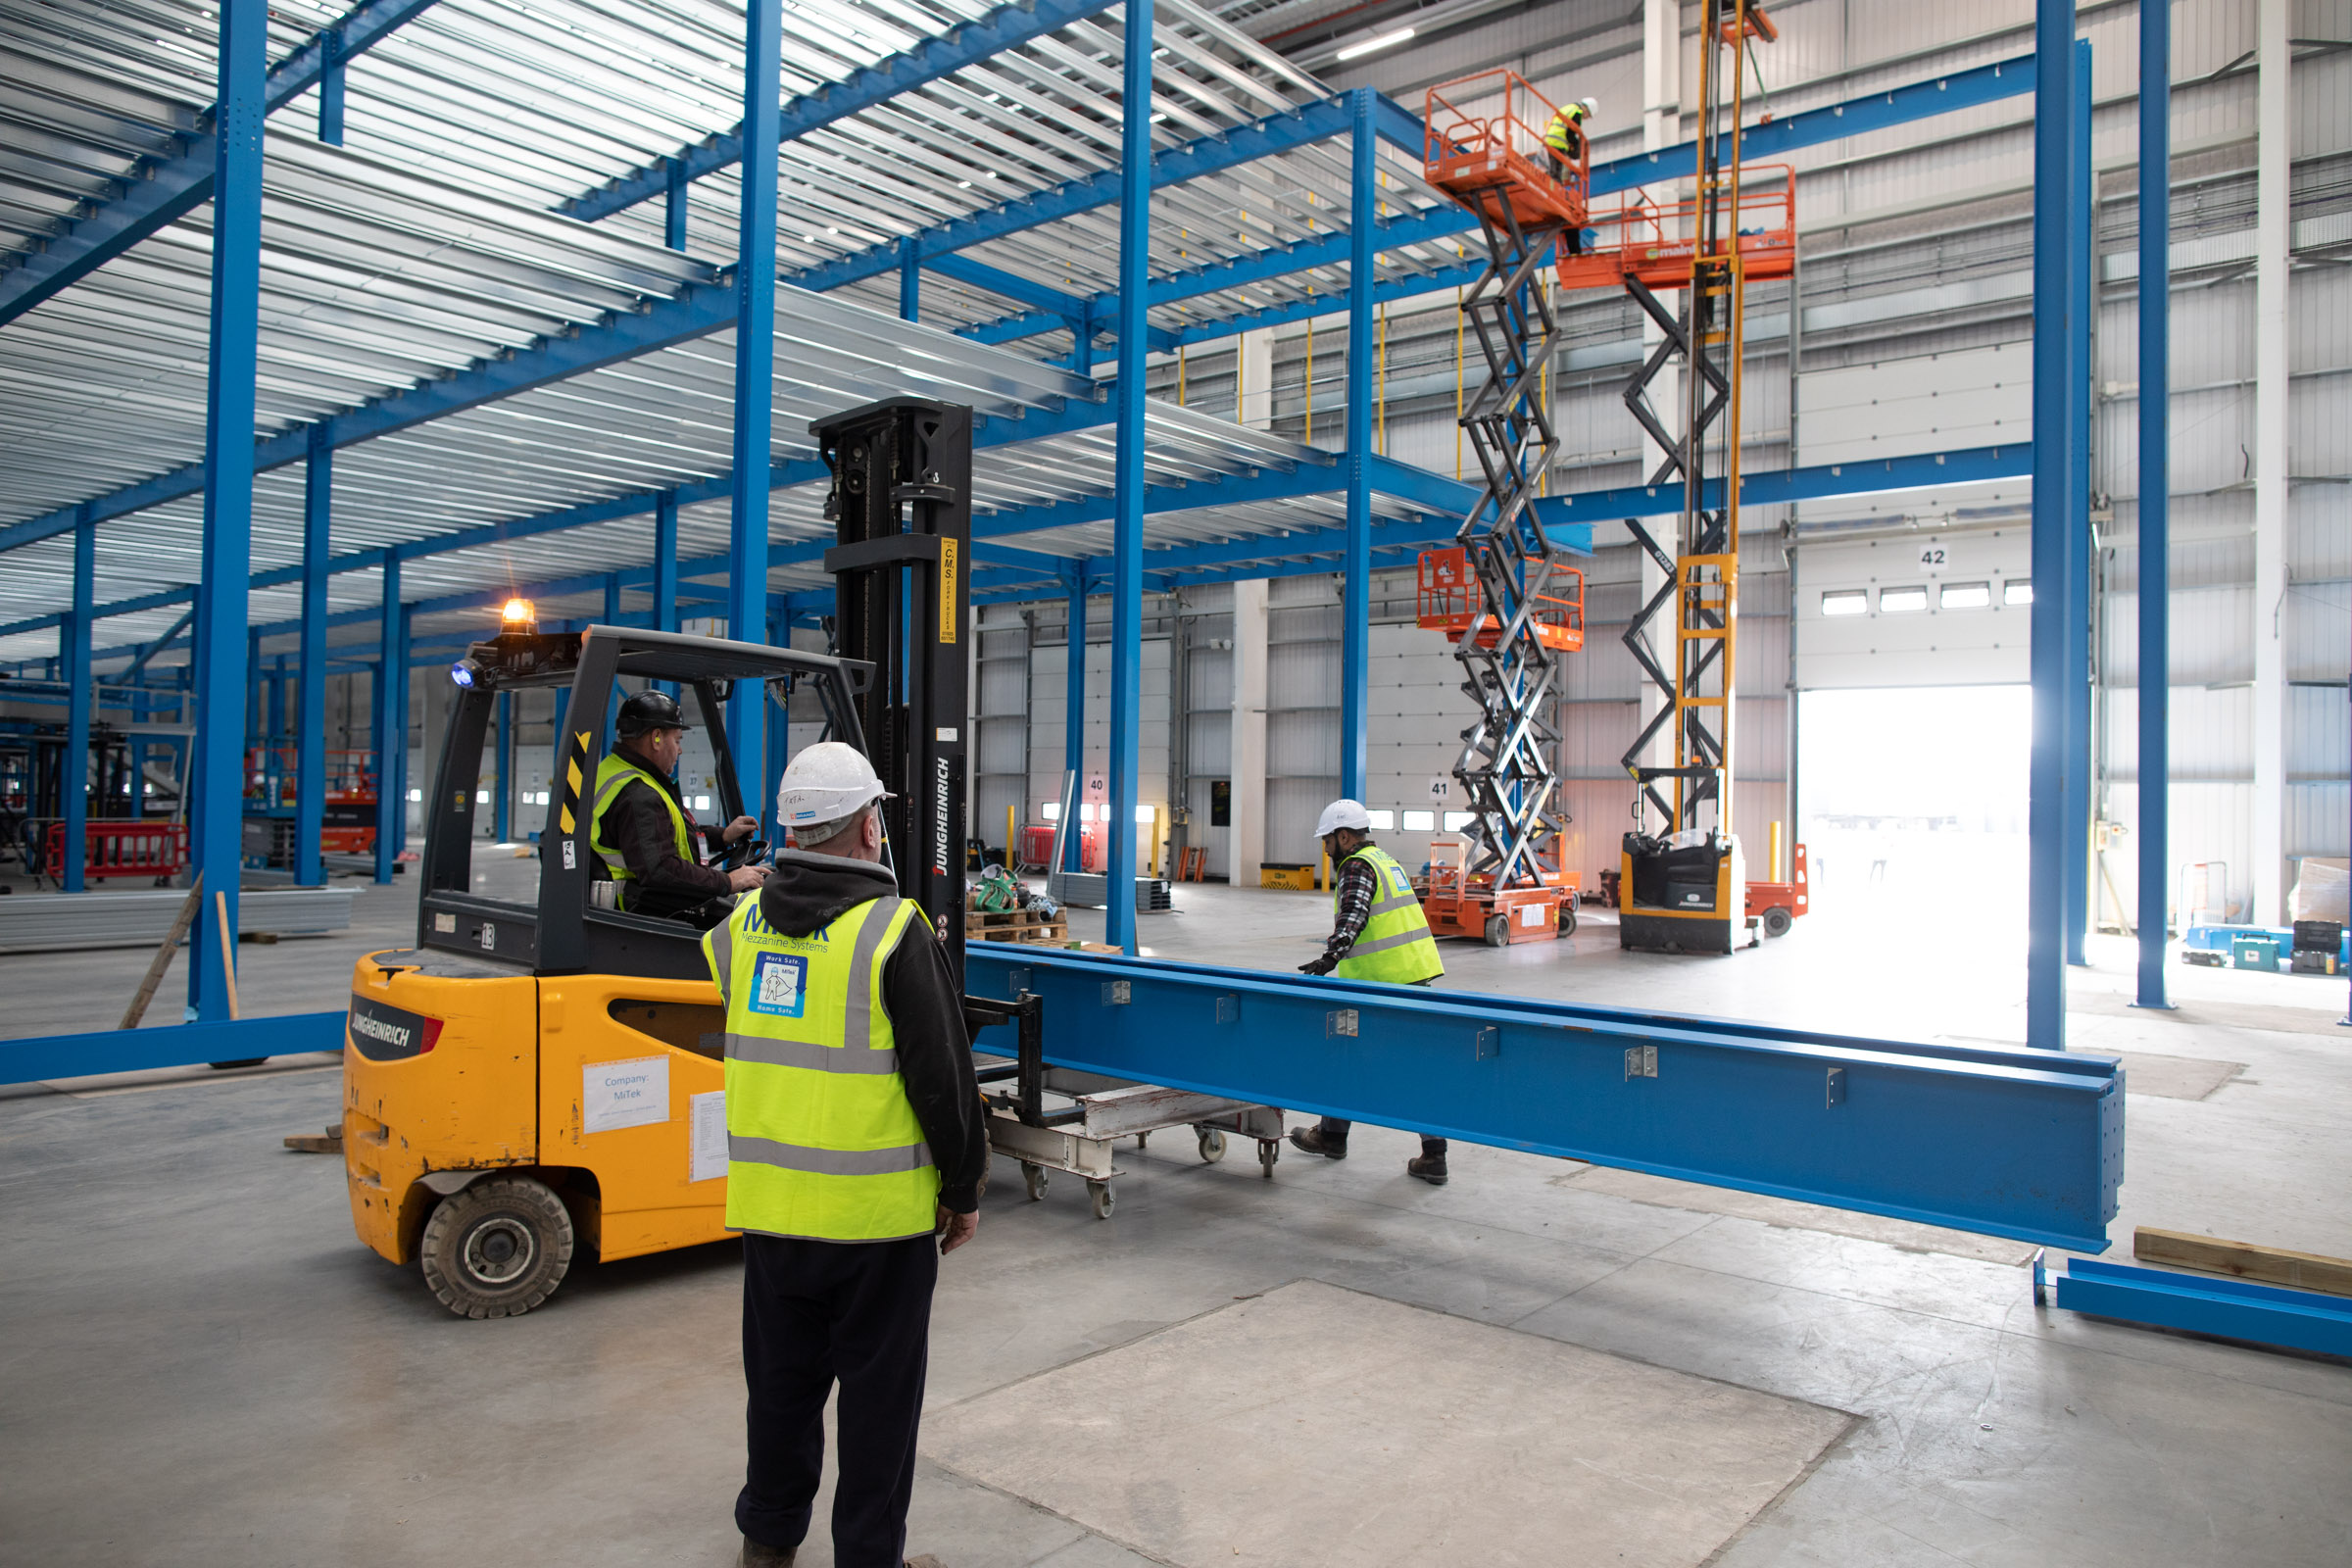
[615,690,694,739]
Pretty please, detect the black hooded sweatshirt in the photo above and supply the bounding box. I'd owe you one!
[754,848,987,1215]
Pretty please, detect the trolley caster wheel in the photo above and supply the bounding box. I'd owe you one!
[1022,1162,1049,1201]
[1484,914,1509,948]
[418,1175,574,1319]
[1258,1140,1279,1178]
[1087,1180,1114,1219]
[1136,1130,1150,1149]
[1558,901,1579,936]
[1761,906,1793,939]
[1196,1128,1226,1163]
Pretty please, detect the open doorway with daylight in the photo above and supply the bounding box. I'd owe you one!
[1797,686,2031,946]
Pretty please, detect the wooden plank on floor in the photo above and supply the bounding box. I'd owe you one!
[2133,1227,2352,1298]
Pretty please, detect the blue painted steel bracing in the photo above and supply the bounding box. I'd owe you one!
[1102,0,1152,955]
[1339,88,1376,804]
[2136,0,2171,1010]
[560,0,1125,221]
[2026,0,2077,1052]
[190,0,270,1023]
[727,0,784,795]
[1537,445,2032,524]
[296,431,332,887]
[965,948,2126,1251]
[2055,1259,2352,1358]
[0,0,444,326]
[0,1013,349,1087]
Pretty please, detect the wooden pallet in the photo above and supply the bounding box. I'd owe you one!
[973,918,1071,945]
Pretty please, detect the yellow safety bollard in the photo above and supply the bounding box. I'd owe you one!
[1004,804,1015,870]
[1769,820,1784,885]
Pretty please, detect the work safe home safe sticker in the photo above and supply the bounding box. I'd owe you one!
[751,952,808,1018]
[583,1055,669,1135]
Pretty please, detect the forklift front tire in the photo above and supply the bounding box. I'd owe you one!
[419,1175,574,1320]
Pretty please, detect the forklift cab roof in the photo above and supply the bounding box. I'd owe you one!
[416,623,874,982]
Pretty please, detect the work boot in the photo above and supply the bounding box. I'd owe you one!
[737,1539,796,1567]
[1406,1153,1448,1186]
[1289,1125,1347,1159]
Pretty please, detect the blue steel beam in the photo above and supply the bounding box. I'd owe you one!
[189,0,268,1024]
[372,560,402,886]
[1535,444,2033,524]
[2137,0,2172,1011]
[2054,1259,2352,1358]
[1103,0,1151,955]
[0,0,444,327]
[0,1012,348,1086]
[966,947,2126,1251]
[2064,38,2094,968]
[557,0,1124,222]
[2027,0,2077,1052]
[727,0,783,792]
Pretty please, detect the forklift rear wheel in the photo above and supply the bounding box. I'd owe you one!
[1087,1180,1114,1219]
[1022,1162,1049,1201]
[1196,1129,1226,1162]
[419,1175,574,1320]
[1557,901,1579,937]
[1761,906,1793,939]
[1484,915,1509,948]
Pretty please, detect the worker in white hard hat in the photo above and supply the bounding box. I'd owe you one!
[707,740,984,1568]
[1289,798,1452,1186]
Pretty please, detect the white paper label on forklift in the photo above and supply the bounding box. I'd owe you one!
[689,1091,727,1183]
[582,1055,669,1135]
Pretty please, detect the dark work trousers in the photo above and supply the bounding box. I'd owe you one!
[739,1231,939,1567]
[1317,979,1445,1157]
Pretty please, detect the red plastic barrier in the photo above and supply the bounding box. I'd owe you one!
[45,820,190,881]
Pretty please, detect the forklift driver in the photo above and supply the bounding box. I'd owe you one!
[590,690,768,922]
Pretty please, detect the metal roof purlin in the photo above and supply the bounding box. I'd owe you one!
[557,0,1129,224]
[0,0,448,328]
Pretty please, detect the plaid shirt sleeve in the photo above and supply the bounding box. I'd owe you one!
[1324,853,1382,962]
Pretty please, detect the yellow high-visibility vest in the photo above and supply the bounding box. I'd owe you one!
[700,893,939,1242]
[1334,845,1445,985]
[590,752,695,909]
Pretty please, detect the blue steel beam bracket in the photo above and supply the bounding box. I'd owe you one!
[2053,1258,2352,1359]
[967,948,2126,1251]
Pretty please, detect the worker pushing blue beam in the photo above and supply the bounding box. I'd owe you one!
[727,0,784,798]
[1102,0,1152,956]
[2028,1,2081,1050]
[188,0,269,1022]
[2137,0,2172,1010]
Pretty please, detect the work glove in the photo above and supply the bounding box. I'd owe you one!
[1298,954,1338,976]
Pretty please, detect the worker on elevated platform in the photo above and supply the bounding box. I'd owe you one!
[590,690,768,924]
[706,741,985,1568]
[1291,799,1452,1186]
[1544,98,1595,252]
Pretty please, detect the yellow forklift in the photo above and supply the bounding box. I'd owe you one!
[342,398,985,1317]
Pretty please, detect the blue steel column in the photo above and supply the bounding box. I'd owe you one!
[2063,38,2094,967]
[62,511,94,892]
[664,157,688,251]
[2027,0,2078,1050]
[189,0,267,1022]
[2137,4,2173,1009]
[1340,86,1376,803]
[654,491,680,633]
[899,237,920,322]
[493,692,513,842]
[726,0,782,790]
[295,429,330,886]
[390,603,412,862]
[1062,571,1087,873]
[604,573,621,626]
[372,561,401,885]
[1103,0,1152,954]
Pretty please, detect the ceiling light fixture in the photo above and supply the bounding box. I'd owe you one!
[1335,25,1414,62]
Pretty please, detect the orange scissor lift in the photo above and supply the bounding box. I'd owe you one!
[1410,71,1592,948]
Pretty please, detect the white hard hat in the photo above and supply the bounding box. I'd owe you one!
[1314,799,1374,839]
[1573,97,1596,119]
[775,741,893,827]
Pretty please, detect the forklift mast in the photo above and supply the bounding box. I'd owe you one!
[815,397,974,985]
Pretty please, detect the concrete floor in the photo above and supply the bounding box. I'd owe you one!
[3,871,2349,1565]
